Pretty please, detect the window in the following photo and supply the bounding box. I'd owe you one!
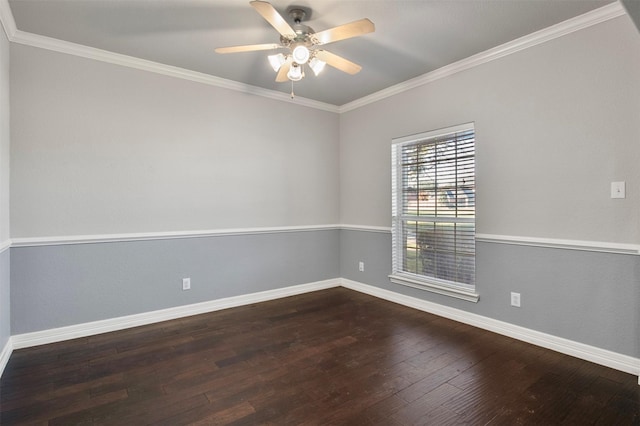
[390,123,478,302]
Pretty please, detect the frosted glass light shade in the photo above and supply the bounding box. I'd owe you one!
[309,57,326,76]
[268,53,286,71]
[287,64,303,81]
[292,45,310,65]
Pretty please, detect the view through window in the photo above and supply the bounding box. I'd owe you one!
[391,123,477,301]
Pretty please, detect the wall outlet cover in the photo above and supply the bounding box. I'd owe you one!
[510,292,521,307]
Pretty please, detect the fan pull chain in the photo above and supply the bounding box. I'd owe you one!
[290,80,295,99]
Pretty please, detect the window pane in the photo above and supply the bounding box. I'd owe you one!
[400,133,475,220]
[393,125,476,290]
[404,220,475,286]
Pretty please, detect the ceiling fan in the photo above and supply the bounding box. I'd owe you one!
[215,1,375,85]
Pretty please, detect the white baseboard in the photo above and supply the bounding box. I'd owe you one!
[0,337,12,377]
[340,278,640,378]
[10,278,341,350]
[4,277,639,384]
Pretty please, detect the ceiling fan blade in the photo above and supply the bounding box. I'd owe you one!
[315,50,362,75]
[275,58,293,82]
[311,18,375,45]
[250,1,297,39]
[215,43,281,54]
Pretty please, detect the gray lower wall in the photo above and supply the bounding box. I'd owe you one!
[6,228,640,361]
[0,249,9,351]
[340,229,640,358]
[10,229,340,334]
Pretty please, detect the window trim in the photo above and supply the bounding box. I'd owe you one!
[389,273,479,302]
[390,123,479,303]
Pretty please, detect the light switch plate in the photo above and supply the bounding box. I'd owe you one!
[611,181,626,199]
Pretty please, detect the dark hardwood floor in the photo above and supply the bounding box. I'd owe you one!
[1,287,638,425]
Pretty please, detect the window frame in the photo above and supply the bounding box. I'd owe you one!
[389,123,479,303]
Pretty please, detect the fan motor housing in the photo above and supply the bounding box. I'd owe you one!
[280,22,314,47]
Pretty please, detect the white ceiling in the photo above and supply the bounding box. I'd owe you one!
[6,0,620,106]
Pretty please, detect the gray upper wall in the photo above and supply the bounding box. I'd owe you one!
[9,12,640,245]
[1,21,10,353]
[0,15,9,245]
[10,45,340,238]
[340,15,640,245]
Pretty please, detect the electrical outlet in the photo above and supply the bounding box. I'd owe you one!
[182,278,191,291]
[358,261,364,272]
[510,292,521,307]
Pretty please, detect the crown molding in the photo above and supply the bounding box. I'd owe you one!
[0,2,338,114]
[9,29,339,113]
[338,1,626,113]
[0,0,626,113]
[0,0,15,40]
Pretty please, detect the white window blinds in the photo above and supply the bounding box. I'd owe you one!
[391,123,477,301]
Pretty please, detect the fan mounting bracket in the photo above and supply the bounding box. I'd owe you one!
[287,6,311,23]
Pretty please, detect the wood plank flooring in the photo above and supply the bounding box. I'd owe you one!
[1,287,638,425]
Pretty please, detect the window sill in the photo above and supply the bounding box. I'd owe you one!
[389,273,479,303]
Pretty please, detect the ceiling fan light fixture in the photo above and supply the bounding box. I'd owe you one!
[292,45,310,65]
[309,57,326,76]
[287,64,304,81]
[268,53,287,72]
[215,2,375,86]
